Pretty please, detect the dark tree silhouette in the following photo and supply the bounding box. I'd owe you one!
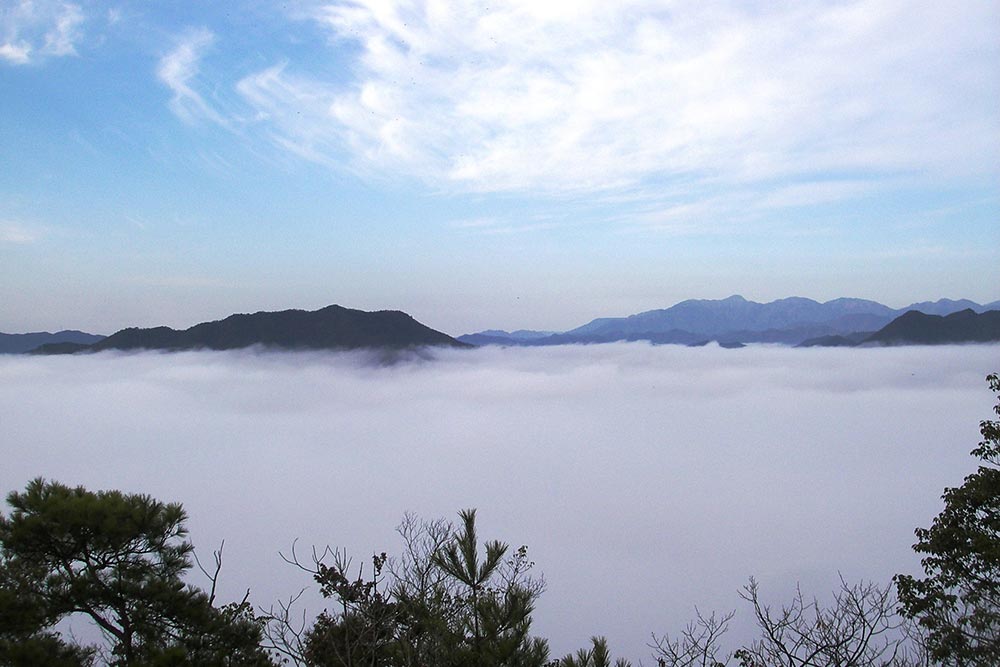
[896,373,1000,665]
[651,577,925,667]
[558,636,632,667]
[267,509,549,667]
[0,478,274,666]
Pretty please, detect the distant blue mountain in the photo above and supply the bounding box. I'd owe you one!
[565,295,896,338]
[0,330,105,354]
[461,295,1000,347]
[480,329,556,340]
[457,329,556,346]
[900,298,986,316]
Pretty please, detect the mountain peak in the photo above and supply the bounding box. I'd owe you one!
[33,305,467,354]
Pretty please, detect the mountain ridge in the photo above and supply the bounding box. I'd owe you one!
[460,296,1000,347]
[0,330,106,354]
[863,309,1000,346]
[8,296,1000,354]
[29,305,467,354]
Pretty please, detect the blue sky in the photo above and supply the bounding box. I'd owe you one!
[1,0,998,336]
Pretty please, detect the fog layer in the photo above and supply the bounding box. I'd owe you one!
[1,344,996,661]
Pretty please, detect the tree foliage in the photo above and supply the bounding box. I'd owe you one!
[0,478,274,666]
[557,636,632,667]
[268,509,551,667]
[895,373,1000,665]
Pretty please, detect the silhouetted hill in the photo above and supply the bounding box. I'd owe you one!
[0,330,105,354]
[457,333,529,346]
[29,341,95,355]
[797,331,874,348]
[34,306,467,354]
[863,309,1000,346]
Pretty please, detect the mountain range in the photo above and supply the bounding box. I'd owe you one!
[24,305,467,354]
[0,330,105,354]
[5,296,999,355]
[459,296,1000,347]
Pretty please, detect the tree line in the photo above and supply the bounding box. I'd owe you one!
[2,374,998,666]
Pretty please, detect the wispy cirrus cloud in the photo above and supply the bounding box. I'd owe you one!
[0,220,41,244]
[449,217,499,230]
[758,180,881,210]
[0,0,84,65]
[236,62,343,164]
[0,220,42,245]
[230,0,998,207]
[157,27,228,126]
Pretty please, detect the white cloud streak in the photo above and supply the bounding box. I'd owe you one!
[232,0,998,205]
[0,0,84,65]
[0,42,31,64]
[1,344,996,661]
[157,27,228,126]
[0,220,41,243]
[236,62,343,163]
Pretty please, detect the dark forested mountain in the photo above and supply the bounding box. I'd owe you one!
[798,309,1000,347]
[461,296,1000,348]
[31,305,467,354]
[796,331,874,348]
[863,309,1000,346]
[0,330,105,354]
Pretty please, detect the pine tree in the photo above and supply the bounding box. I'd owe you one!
[0,478,273,666]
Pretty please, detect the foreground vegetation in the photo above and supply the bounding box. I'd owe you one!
[2,374,997,666]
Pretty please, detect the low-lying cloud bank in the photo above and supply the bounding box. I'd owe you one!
[1,343,996,661]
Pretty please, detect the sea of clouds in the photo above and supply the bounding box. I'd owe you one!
[1,343,997,661]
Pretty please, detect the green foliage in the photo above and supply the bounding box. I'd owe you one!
[273,509,549,667]
[0,557,95,665]
[557,636,631,667]
[300,551,397,667]
[0,478,274,666]
[0,629,94,667]
[896,373,1000,665]
[430,509,541,666]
